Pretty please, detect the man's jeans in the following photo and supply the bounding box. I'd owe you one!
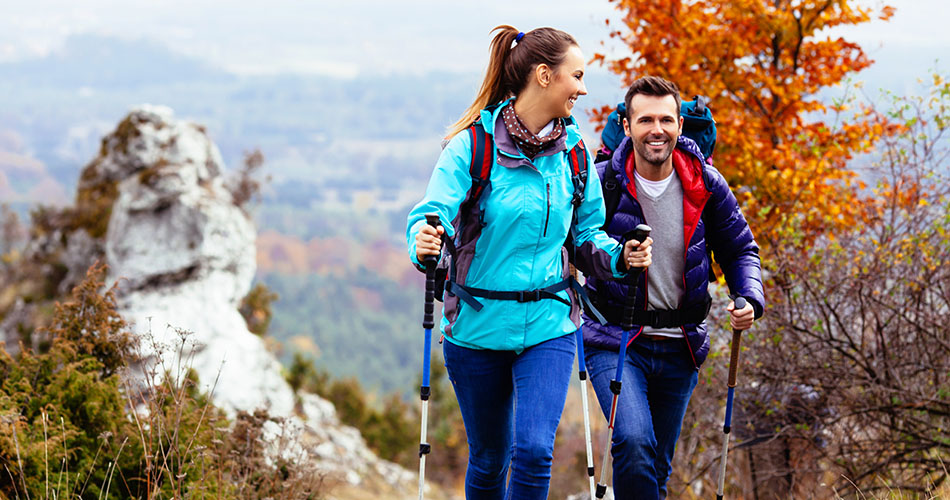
[585,337,699,500]
[442,333,575,500]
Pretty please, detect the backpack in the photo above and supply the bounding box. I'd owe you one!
[680,96,716,160]
[435,118,607,324]
[595,96,717,163]
[598,96,717,231]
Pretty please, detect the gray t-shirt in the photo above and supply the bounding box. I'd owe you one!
[634,170,686,337]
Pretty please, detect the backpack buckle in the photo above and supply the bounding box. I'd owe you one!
[517,290,541,302]
[652,310,675,328]
[572,191,583,207]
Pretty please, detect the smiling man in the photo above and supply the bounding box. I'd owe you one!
[580,76,765,499]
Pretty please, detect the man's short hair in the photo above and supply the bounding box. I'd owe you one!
[624,76,682,119]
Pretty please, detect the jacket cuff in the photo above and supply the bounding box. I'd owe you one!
[613,251,627,278]
[752,299,764,320]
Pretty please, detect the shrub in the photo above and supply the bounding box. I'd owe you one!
[239,283,279,337]
[0,263,327,499]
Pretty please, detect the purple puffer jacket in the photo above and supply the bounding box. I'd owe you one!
[582,136,765,369]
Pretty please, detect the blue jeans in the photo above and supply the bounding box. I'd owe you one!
[442,333,575,500]
[585,338,698,500]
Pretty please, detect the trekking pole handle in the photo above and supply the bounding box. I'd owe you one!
[620,224,651,331]
[422,214,442,330]
[727,297,747,388]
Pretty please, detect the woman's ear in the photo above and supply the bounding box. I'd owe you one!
[535,63,551,88]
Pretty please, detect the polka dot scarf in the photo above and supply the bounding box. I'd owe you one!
[501,103,564,159]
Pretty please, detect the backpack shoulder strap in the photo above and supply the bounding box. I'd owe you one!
[443,123,494,300]
[567,138,589,207]
[455,122,494,231]
[600,155,622,230]
[564,139,588,261]
[467,123,493,203]
[564,138,609,324]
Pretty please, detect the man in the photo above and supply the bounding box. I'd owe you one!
[582,76,764,499]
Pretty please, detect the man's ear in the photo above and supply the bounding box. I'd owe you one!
[623,117,631,137]
[536,64,551,88]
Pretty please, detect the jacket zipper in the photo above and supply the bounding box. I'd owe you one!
[543,183,551,237]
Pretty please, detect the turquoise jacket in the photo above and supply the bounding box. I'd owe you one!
[407,102,625,352]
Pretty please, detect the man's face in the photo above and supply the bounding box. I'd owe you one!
[623,94,683,168]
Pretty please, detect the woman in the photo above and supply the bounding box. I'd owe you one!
[407,25,652,499]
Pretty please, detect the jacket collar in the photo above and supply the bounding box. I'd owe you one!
[618,135,712,249]
[479,99,582,163]
[616,135,708,198]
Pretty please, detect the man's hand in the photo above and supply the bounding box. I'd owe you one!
[726,299,755,330]
[623,236,653,271]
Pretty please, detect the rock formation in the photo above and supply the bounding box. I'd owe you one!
[72,104,289,416]
[61,105,434,498]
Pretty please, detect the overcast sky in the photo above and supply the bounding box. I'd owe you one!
[2,0,947,79]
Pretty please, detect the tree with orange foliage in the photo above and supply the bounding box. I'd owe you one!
[592,0,896,250]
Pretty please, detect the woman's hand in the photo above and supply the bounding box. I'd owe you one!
[623,236,653,271]
[415,224,445,262]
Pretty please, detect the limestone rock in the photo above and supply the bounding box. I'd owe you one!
[91,105,287,417]
[89,106,433,498]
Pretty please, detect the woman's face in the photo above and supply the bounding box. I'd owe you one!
[545,45,587,118]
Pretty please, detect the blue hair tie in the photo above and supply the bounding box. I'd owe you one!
[515,32,525,43]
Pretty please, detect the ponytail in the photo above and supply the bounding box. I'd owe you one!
[445,25,578,140]
[445,25,519,139]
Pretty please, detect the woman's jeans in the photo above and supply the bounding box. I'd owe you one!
[442,332,575,500]
[585,338,699,500]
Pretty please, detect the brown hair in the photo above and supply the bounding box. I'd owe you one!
[624,76,682,119]
[445,25,578,139]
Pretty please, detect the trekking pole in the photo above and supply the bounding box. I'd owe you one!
[575,326,596,499]
[596,224,651,499]
[418,213,441,500]
[569,261,597,500]
[716,296,748,500]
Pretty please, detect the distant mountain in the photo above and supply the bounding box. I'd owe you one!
[0,35,483,200]
[0,34,234,88]
[0,150,68,205]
